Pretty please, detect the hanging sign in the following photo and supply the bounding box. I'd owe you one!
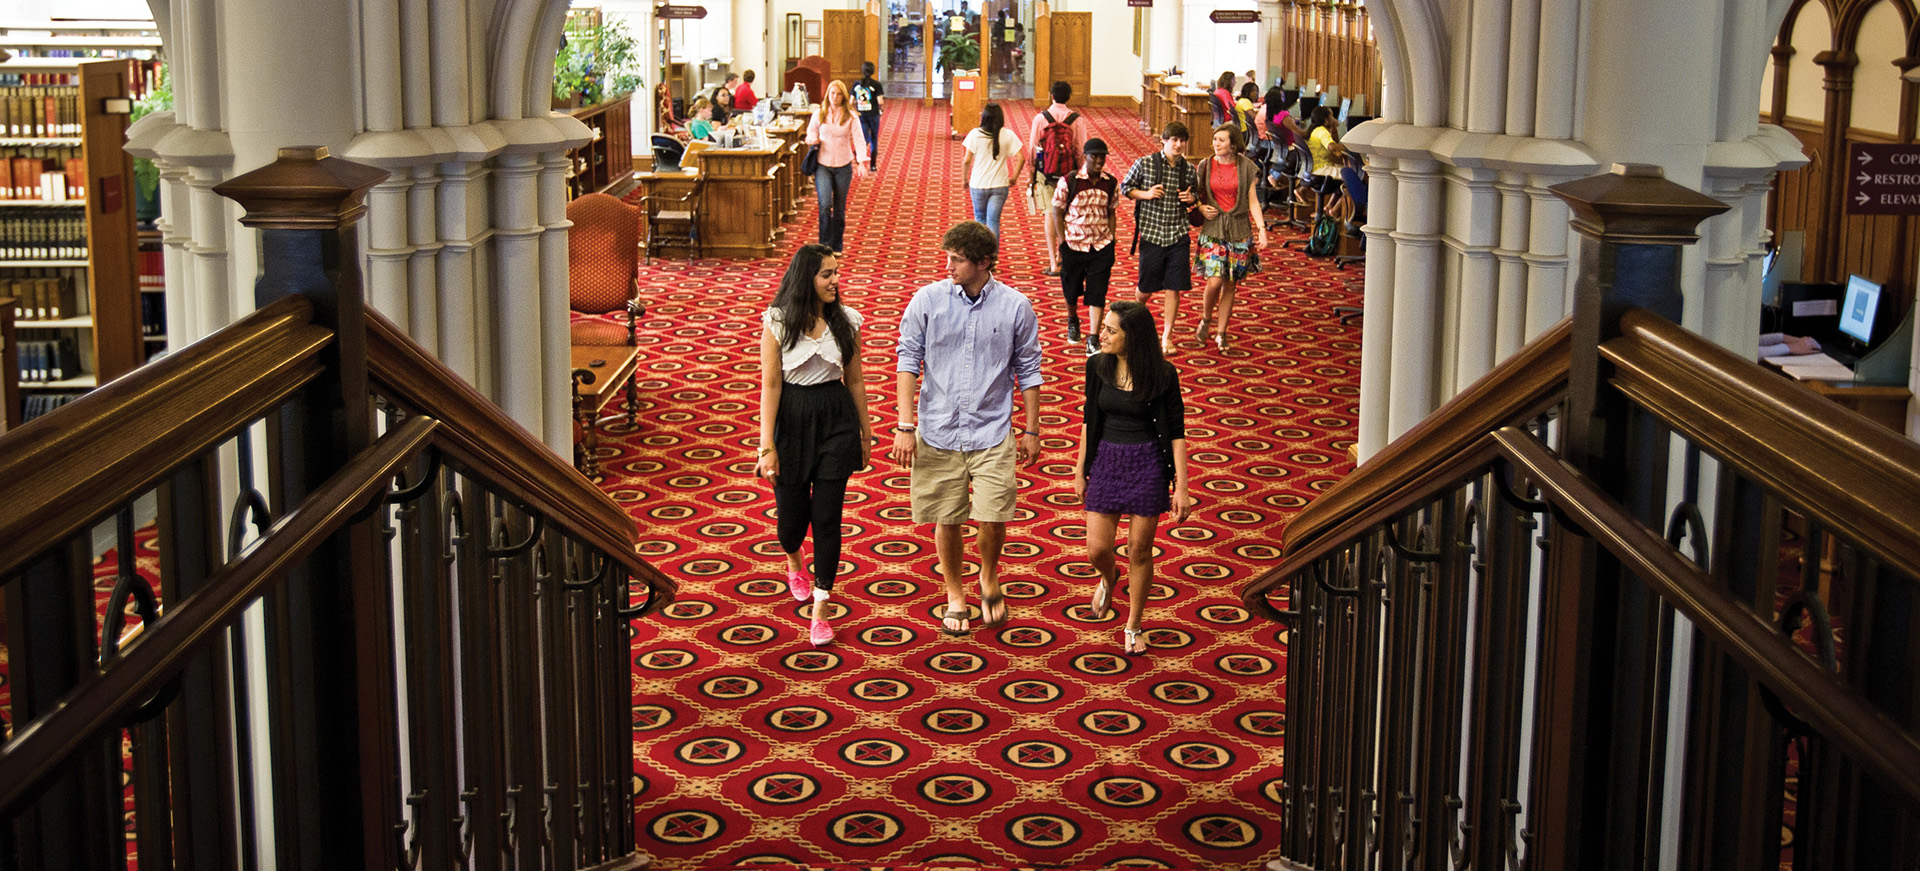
[1847,143,1920,215]
[657,5,708,20]
[1209,10,1260,23]
[1128,0,1154,7]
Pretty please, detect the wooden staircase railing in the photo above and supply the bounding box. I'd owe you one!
[0,148,670,870]
[1244,167,1920,870]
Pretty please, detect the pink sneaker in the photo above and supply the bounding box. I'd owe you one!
[809,615,835,647]
[786,568,813,601]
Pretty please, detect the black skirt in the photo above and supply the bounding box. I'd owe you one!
[774,380,862,485]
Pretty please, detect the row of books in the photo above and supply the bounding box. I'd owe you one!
[0,156,85,202]
[140,289,166,337]
[3,275,74,320]
[0,211,86,259]
[0,86,81,139]
[16,336,80,382]
[21,391,80,421]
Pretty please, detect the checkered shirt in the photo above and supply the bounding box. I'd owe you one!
[1121,152,1196,247]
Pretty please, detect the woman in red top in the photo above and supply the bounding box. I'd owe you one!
[1192,123,1268,351]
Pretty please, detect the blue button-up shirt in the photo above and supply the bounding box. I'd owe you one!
[896,277,1045,451]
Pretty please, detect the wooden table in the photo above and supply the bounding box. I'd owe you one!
[1142,72,1164,131]
[571,344,641,477]
[686,146,783,259]
[767,121,809,219]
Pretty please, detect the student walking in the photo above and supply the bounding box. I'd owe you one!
[1050,137,1119,356]
[889,221,1045,638]
[757,244,876,647]
[1120,122,1198,347]
[960,103,1026,239]
[1076,300,1190,655]
[807,80,871,253]
[1193,123,1268,351]
[853,62,886,171]
[1027,80,1088,276]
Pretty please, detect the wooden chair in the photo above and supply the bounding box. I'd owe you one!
[782,55,830,104]
[639,146,705,263]
[566,192,644,469]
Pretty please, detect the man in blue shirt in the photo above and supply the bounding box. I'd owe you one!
[889,221,1045,638]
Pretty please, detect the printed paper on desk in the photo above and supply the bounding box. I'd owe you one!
[1792,299,1838,317]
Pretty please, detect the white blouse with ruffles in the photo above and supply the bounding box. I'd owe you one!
[764,306,864,386]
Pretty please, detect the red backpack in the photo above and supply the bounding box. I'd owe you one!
[1033,109,1081,182]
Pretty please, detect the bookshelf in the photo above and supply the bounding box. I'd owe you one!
[0,56,142,421]
[564,95,634,200]
[0,295,17,431]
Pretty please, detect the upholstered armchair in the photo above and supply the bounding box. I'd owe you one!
[566,192,644,435]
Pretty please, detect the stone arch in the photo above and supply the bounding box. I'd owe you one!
[1836,0,1917,49]
[490,0,576,119]
[1362,0,1450,128]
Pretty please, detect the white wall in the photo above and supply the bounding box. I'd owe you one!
[1180,0,1259,94]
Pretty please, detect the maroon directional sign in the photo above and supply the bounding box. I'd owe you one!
[1209,9,1260,23]
[1128,0,1154,6]
[657,5,707,20]
[1847,143,1920,215]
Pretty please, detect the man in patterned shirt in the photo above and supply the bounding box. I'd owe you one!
[1050,137,1118,357]
[1120,122,1198,347]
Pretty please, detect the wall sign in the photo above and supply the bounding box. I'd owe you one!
[1209,10,1260,24]
[1847,144,1920,215]
[657,5,707,20]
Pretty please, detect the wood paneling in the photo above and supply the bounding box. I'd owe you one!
[824,9,865,85]
[1276,0,1381,117]
[1048,11,1090,108]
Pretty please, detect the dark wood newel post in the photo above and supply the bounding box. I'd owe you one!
[1533,163,1727,869]
[213,147,400,871]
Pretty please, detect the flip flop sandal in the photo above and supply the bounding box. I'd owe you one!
[1122,627,1148,656]
[1089,576,1115,620]
[979,583,1010,628]
[938,605,971,637]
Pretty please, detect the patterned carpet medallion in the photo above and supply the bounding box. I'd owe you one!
[608,102,1361,867]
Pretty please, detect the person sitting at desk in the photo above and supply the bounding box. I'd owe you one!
[1759,332,1822,359]
[687,97,717,142]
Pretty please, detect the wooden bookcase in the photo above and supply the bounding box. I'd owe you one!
[0,57,143,420]
[565,96,634,200]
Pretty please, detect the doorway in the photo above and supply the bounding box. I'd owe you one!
[878,0,1033,101]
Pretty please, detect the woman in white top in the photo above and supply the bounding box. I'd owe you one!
[757,243,874,646]
[959,102,1026,239]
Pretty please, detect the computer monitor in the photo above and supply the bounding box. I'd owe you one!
[1838,274,1882,346]
[1337,97,1352,133]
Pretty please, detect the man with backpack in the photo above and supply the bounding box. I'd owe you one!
[852,63,885,172]
[1027,80,1087,276]
[1050,138,1118,356]
[1120,122,1198,347]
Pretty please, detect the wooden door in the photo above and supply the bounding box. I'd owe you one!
[1048,11,1090,107]
[824,10,866,84]
[1044,11,1090,106]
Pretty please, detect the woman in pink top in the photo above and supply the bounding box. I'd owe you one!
[1192,123,1267,351]
[806,80,871,253]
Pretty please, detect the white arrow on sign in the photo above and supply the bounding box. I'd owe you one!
[1858,191,1872,206]
[1859,171,1872,185]
[1859,151,1874,166]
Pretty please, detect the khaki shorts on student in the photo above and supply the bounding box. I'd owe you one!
[1028,177,1058,217]
[910,432,1020,524]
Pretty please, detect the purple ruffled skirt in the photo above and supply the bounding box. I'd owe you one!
[1084,440,1171,516]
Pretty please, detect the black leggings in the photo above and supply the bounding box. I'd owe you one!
[774,477,848,590]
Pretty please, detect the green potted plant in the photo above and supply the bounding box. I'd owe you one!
[129,63,172,226]
[938,30,980,78]
[554,17,644,108]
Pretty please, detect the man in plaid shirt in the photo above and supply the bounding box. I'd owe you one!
[1050,137,1119,357]
[1120,122,1198,348]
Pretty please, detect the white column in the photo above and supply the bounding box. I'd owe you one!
[1357,155,1399,460]
[1449,170,1501,388]
[1523,184,1572,339]
[1387,158,1444,441]
[492,152,546,435]
[406,166,445,356]
[539,151,576,454]
[1493,173,1532,359]
[363,174,414,325]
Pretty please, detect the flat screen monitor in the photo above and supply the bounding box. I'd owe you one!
[1337,97,1352,131]
[1838,274,1882,346]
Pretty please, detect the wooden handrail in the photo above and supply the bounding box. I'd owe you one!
[1605,309,1920,578]
[1495,425,1920,803]
[0,415,439,814]
[363,309,675,612]
[1242,318,1572,608]
[0,296,332,576]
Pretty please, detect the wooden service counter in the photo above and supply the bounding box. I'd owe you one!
[1141,73,1163,131]
[687,146,784,258]
[766,120,809,220]
[1172,86,1215,161]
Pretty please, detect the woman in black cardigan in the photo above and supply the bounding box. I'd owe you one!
[1074,301,1192,655]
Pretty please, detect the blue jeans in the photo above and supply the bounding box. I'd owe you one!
[970,185,1009,239]
[859,113,880,168]
[815,163,853,252]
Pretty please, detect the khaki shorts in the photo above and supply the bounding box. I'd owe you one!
[910,432,1020,525]
[1028,177,1057,216]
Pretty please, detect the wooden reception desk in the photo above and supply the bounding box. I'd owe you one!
[686,146,783,259]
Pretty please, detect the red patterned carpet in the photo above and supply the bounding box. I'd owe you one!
[607,100,1361,867]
